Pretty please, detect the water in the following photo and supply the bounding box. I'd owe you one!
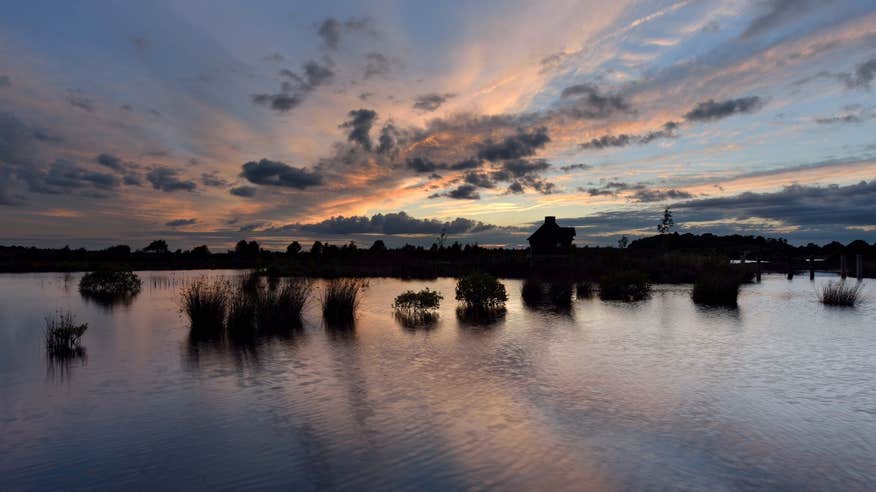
[1,271,875,491]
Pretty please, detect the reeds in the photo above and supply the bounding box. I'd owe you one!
[45,312,87,355]
[598,271,651,301]
[692,267,741,307]
[321,279,367,323]
[257,278,313,329]
[180,277,229,331]
[819,280,863,307]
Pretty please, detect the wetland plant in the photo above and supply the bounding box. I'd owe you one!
[79,269,141,299]
[321,278,368,323]
[181,277,229,331]
[819,280,863,307]
[598,271,651,301]
[455,272,508,310]
[45,312,87,356]
[692,267,741,307]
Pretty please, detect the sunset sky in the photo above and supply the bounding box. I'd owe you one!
[1,0,875,250]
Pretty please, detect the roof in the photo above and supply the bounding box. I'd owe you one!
[527,216,576,242]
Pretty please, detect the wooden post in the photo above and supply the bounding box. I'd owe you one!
[756,258,761,283]
[840,255,847,279]
[787,257,793,280]
[809,256,815,281]
[857,254,863,280]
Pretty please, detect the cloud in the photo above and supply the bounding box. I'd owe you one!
[240,159,323,189]
[741,0,816,39]
[684,97,764,121]
[443,184,481,200]
[277,211,504,235]
[560,163,591,172]
[478,127,550,161]
[238,222,264,232]
[413,93,455,111]
[0,112,59,164]
[230,185,257,197]
[66,90,96,113]
[146,167,196,192]
[252,59,334,113]
[0,75,10,88]
[580,121,679,149]
[558,84,631,119]
[200,171,228,187]
[839,57,876,89]
[364,52,396,79]
[317,17,375,51]
[250,93,302,112]
[631,188,694,202]
[340,109,377,150]
[95,153,125,173]
[165,218,197,227]
[815,114,862,124]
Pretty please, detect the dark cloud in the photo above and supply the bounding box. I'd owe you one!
[317,17,375,50]
[250,93,302,112]
[0,75,10,88]
[560,163,592,172]
[200,171,228,187]
[558,84,631,119]
[238,223,264,232]
[95,153,142,185]
[581,121,680,149]
[146,167,196,192]
[230,185,257,197]
[165,218,197,227]
[96,153,125,173]
[376,122,398,154]
[406,157,442,173]
[413,93,455,111]
[364,52,393,79]
[123,174,142,186]
[463,171,495,188]
[279,211,502,235]
[815,114,862,124]
[684,97,764,121]
[340,109,377,150]
[580,181,647,196]
[478,127,550,161]
[741,0,815,39]
[839,57,876,89]
[0,112,58,164]
[631,188,694,202]
[445,184,480,200]
[66,91,96,113]
[240,159,323,189]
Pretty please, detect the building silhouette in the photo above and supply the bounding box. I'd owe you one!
[527,216,575,262]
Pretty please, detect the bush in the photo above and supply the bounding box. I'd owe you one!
[180,277,228,331]
[599,271,650,301]
[79,269,141,298]
[455,272,508,309]
[393,288,443,312]
[321,279,367,323]
[819,280,863,307]
[256,278,312,329]
[45,312,87,355]
[548,281,573,307]
[692,267,741,306]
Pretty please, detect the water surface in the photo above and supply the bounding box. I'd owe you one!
[1,271,875,490]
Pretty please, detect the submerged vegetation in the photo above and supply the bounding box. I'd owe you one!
[79,269,141,299]
[321,278,367,323]
[393,288,443,312]
[45,312,88,355]
[598,271,651,301]
[692,267,742,307]
[819,281,864,307]
[455,272,508,310]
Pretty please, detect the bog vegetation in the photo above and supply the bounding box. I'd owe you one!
[598,271,651,301]
[45,312,88,355]
[819,281,863,307]
[320,278,368,324]
[455,272,508,309]
[691,266,742,307]
[79,269,142,298]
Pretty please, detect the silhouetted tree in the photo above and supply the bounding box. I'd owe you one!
[311,241,324,256]
[370,240,387,253]
[235,240,260,258]
[286,241,301,255]
[143,240,169,254]
[191,245,210,257]
[657,208,674,234]
[617,236,629,249]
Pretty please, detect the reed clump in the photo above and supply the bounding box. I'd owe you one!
[257,278,313,329]
[321,279,368,323]
[692,267,741,307]
[180,277,229,331]
[79,269,141,298]
[819,280,863,307]
[45,312,88,355]
[598,271,651,301]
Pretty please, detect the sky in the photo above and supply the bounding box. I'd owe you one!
[1,0,875,250]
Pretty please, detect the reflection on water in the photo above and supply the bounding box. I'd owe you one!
[1,271,875,491]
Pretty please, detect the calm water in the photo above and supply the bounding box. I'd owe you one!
[1,271,875,491]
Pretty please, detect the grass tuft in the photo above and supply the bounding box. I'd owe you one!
[321,279,368,323]
[45,312,87,355]
[819,280,863,307]
[180,277,229,331]
[256,278,312,330]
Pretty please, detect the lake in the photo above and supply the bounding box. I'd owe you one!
[1,271,875,491]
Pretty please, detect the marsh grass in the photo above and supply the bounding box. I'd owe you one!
[45,312,87,355]
[321,279,368,323]
[455,272,508,310]
[181,277,229,331]
[79,269,141,299]
[575,279,594,299]
[692,268,741,307]
[226,290,256,336]
[256,278,312,330]
[599,271,651,301]
[819,280,864,307]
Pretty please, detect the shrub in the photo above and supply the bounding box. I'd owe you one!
[394,310,439,330]
[599,271,651,301]
[692,267,741,306]
[180,277,228,330]
[45,312,87,355]
[455,272,508,309]
[256,278,312,329]
[521,278,545,306]
[79,269,141,298]
[576,279,594,299]
[393,288,443,312]
[819,280,863,307]
[321,279,367,323]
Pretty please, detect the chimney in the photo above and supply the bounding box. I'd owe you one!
[544,216,556,225]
